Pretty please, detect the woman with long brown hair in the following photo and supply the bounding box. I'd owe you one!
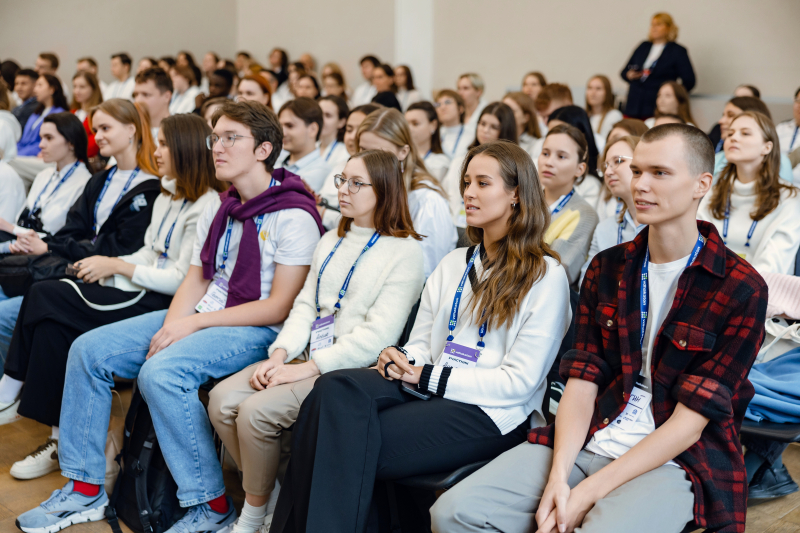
[209,149,425,532]
[585,74,622,151]
[269,140,571,533]
[699,111,800,274]
[645,80,695,127]
[70,70,103,159]
[356,107,456,277]
[0,113,226,478]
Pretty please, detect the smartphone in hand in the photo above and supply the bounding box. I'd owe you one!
[65,263,80,276]
[400,381,432,400]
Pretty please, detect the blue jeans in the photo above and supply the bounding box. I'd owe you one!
[58,309,278,507]
[0,291,23,378]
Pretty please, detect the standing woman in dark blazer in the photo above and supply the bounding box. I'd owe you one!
[621,13,695,120]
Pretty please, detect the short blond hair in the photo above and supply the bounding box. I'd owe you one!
[651,13,679,42]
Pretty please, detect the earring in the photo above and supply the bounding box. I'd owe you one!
[129,137,133,145]
[512,202,517,207]
[399,160,405,173]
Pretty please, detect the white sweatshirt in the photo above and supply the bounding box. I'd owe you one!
[406,247,571,434]
[112,177,219,294]
[698,178,800,275]
[268,224,425,373]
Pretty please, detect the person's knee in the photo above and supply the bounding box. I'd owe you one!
[138,356,175,397]
[236,393,280,437]
[67,332,108,376]
[431,486,482,531]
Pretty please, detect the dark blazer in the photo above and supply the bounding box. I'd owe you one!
[621,41,696,119]
[45,168,162,261]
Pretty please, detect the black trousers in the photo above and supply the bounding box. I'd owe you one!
[271,368,528,533]
[5,279,171,427]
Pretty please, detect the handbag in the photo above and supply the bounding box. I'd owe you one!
[0,253,71,297]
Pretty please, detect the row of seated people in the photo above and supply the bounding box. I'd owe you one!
[0,96,794,533]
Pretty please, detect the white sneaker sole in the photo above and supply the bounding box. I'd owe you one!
[0,399,21,426]
[16,503,107,533]
[10,458,60,480]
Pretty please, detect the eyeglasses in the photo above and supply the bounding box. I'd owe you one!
[206,134,254,149]
[434,98,456,108]
[334,174,373,193]
[603,155,633,171]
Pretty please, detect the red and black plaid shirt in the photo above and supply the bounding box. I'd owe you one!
[528,221,767,533]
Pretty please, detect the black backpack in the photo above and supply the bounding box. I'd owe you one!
[106,384,186,533]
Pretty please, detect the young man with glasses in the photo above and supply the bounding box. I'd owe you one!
[432,124,767,533]
[16,100,324,533]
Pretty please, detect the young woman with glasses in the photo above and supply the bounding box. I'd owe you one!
[580,135,644,282]
[208,150,425,533]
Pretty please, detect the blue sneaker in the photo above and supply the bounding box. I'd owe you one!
[165,497,236,533]
[16,480,108,533]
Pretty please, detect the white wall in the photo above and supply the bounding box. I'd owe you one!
[1,0,797,129]
[235,0,395,95]
[0,0,237,83]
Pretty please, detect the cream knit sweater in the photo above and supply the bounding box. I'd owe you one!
[268,224,425,374]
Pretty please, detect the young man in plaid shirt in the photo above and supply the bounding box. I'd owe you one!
[431,124,768,533]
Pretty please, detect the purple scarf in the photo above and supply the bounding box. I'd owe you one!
[200,168,324,307]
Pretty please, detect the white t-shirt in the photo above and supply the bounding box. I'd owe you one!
[644,42,666,70]
[280,150,332,193]
[169,86,201,115]
[440,125,471,159]
[585,252,689,466]
[104,77,135,101]
[0,161,25,223]
[190,193,321,331]
[96,169,158,231]
[17,161,92,234]
[319,139,349,167]
[424,151,451,182]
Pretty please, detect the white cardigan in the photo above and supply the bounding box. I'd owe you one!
[697,178,800,275]
[110,177,219,294]
[405,247,571,434]
[268,224,425,373]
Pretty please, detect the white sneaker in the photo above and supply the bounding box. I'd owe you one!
[261,513,273,531]
[11,438,59,480]
[0,398,21,425]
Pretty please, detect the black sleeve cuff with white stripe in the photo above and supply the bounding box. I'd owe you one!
[419,364,451,396]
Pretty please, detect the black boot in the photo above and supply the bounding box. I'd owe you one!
[748,464,799,502]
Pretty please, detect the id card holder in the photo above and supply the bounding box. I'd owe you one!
[310,315,335,353]
[610,375,652,431]
[457,202,467,227]
[440,341,479,369]
[195,276,229,313]
[157,253,168,269]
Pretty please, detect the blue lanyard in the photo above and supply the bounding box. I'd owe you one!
[722,197,757,248]
[448,246,488,349]
[715,138,724,154]
[448,126,464,157]
[324,140,338,162]
[31,161,80,213]
[93,166,139,235]
[424,150,432,160]
[551,189,574,216]
[791,126,799,151]
[640,233,705,347]
[219,177,276,270]
[315,231,380,319]
[153,199,188,255]
[617,218,628,245]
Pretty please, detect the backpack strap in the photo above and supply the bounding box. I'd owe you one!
[106,384,147,533]
[133,424,158,533]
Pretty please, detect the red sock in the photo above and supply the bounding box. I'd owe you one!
[72,481,100,497]
[207,495,228,514]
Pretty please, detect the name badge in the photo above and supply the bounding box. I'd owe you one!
[195,276,229,313]
[157,253,168,269]
[609,378,652,431]
[440,341,479,369]
[310,315,335,353]
[457,203,467,227]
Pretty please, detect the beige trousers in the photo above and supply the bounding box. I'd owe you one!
[208,363,318,497]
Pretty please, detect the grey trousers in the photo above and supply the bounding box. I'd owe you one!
[431,442,694,533]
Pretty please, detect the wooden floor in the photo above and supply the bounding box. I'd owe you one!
[0,413,798,532]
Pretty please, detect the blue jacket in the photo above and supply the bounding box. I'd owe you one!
[745,347,800,423]
[16,106,65,156]
[621,41,696,119]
